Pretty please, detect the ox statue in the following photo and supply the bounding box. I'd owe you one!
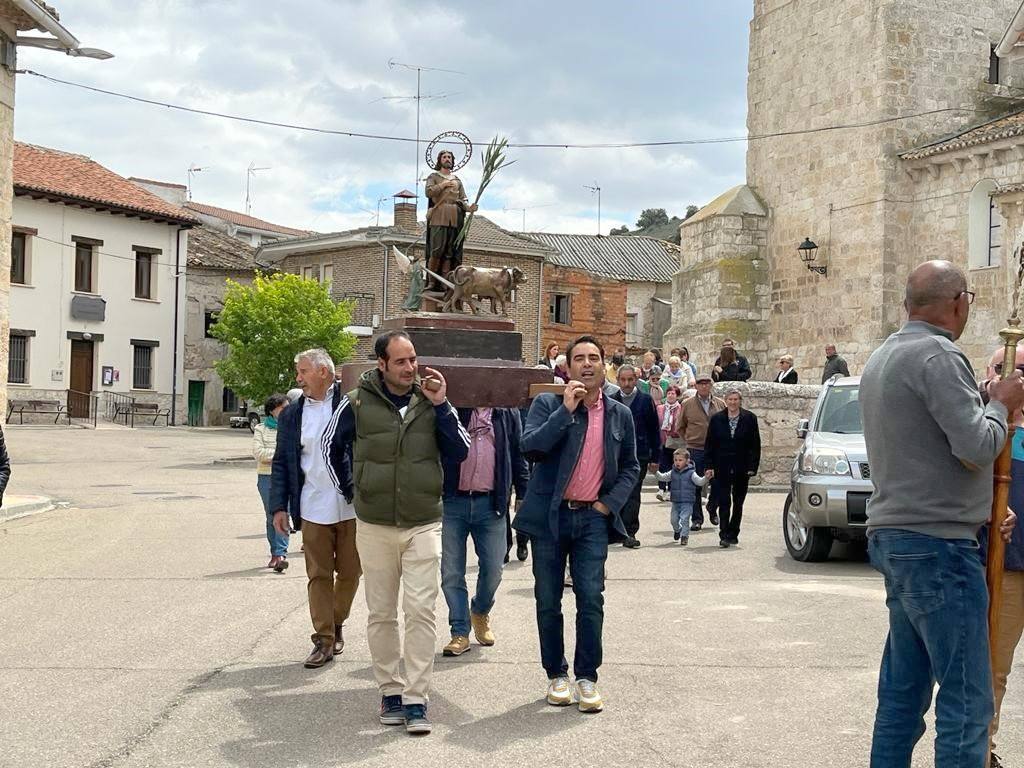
[446,265,526,316]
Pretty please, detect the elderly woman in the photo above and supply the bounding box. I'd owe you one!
[704,388,761,548]
[552,354,569,384]
[254,392,291,572]
[666,355,695,389]
[775,354,798,384]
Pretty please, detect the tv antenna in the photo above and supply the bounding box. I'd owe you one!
[584,183,602,235]
[186,164,207,200]
[245,162,271,215]
[503,203,556,232]
[387,59,465,200]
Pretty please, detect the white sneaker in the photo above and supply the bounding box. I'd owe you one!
[656,490,666,502]
[576,679,604,712]
[546,676,573,706]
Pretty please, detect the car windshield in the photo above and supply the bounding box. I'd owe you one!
[816,386,863,434]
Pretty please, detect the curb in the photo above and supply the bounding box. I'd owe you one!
[0,495,55,522]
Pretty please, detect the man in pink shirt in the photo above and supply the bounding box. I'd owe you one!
[515,336,640,713]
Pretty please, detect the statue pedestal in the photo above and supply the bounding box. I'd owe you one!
[338,312,553,408]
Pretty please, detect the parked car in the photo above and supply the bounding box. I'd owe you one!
[783,375,871,562]
[229,400,263,432]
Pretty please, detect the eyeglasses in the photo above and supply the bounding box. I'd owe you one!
[957,290,976,305]
[993,363,1024,374]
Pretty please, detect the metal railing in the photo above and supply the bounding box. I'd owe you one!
[66,389,99,428]
[101,391,136,425]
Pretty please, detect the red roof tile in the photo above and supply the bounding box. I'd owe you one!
[13,142,198,224]
[184,201,309,237]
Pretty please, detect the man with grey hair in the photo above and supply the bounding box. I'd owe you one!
[271,348,361,669]
[861,260,1024,766]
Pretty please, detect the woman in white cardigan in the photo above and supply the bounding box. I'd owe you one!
[253,393,290,572]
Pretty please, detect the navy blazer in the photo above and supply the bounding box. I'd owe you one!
[611,389,661,461]
[704,408,761,476]
[513,391,640,543]
[269,385,350,531]
[442,408,530,515]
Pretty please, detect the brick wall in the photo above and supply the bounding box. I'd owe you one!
[543,264,626,358]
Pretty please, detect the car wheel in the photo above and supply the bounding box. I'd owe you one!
[248,413,260,432]
[783,493,833,562]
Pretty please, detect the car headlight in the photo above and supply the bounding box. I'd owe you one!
[800,446,852,476]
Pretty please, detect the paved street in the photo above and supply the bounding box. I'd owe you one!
[0,426,1020,767]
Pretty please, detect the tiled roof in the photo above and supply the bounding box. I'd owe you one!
[188,227,268,271]
[524,232,680,283]
[185,201,310,237]
[13,142,198,224]
[900,107,1024,160]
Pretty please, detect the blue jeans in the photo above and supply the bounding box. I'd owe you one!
[257,475,289,557]
[531,502,609,682]
[868,529,993,768]
[670,501,692,535]
[441,494,507,637]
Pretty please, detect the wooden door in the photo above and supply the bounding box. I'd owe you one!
[69,340,94,417]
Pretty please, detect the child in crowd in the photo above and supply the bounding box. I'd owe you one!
[657,448,713,546]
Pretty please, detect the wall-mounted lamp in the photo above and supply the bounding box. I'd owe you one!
[798,237,827,277]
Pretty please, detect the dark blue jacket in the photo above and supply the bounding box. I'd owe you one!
[611,389,661,462]
[442,408,530,515]
[513,391,640,543]
[269,385,350,531]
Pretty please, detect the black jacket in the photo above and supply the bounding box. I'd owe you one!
[611,389,661,462]
[705,408,761,476]
[776,368,798,384]
[713,354,752,382]
[442,408,529,515]
[0,424,11,506]
[269,385,348,531]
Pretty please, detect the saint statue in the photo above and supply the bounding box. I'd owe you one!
[424,149,477,291]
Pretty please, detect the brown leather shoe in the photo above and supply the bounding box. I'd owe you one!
[471,612,495,646]
[303,641,334,669]
[334,624,345,655]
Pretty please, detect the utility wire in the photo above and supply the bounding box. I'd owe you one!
[18,69,990,151]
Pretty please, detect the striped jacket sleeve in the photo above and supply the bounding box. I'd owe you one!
[321,394,355,501]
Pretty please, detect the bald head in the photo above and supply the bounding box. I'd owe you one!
[904,261,967,311]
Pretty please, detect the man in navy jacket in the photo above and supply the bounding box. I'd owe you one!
[611,364,660,548]
[514,335,639,714]
[439,407,529,657]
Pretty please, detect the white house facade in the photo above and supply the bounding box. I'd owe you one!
[8,143,196,422]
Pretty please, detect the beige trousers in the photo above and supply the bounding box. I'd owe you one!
[356,519,442,705]
[993,570,1024,748]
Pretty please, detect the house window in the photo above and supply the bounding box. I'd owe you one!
[968,179,1002,268]
[134,251,153,299]
[626,313,639,344]
[10,231,26,285]
[74,241,95,292]
[549,294,571,325]
[132,344,153,389]
[990,45,1001,85]
[322,263,333,289]
[8,334,27,384]
[302,265,315,280]
[222,387,238,413]
[204,311,219,338]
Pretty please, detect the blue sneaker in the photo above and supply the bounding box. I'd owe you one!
[404,703,432,734]
[379,695,404,726]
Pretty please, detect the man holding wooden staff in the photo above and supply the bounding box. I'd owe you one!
[861,260,1024,768]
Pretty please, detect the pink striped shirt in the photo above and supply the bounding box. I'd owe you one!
[564,396,605,502]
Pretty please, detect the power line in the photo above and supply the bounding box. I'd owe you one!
[18,69,990,151]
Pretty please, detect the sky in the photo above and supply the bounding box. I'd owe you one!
[14,1,752,236]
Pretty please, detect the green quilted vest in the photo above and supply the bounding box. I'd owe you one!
[349,369,443,527]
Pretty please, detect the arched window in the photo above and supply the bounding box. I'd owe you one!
[968,179,1002,268]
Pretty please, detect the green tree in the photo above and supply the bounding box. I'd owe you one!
[635,208,669,229]
[609,224,630,235]
[211,272,356,402]
[684,204,699,220]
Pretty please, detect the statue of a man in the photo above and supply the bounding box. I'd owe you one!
[424,149,477,292]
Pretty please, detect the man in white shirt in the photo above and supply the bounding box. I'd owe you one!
[271,348,362,668]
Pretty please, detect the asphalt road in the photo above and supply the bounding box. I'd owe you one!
[0,425,1019,767]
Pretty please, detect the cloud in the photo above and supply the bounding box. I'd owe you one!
[14,0,751,235]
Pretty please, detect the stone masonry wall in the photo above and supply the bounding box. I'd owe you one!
[542,264,626,358]
[665,209,770,377]
[711,380,822,489]
[746,0,1023,383]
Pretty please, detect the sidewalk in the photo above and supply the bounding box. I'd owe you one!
[0,493,54,521]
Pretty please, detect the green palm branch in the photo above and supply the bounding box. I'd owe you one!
[456,135,515,247]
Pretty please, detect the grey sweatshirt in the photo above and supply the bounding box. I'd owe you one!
[861,320,1007,540]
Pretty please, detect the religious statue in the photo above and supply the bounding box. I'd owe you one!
[424,149,477,291]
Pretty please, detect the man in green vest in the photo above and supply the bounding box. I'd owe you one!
[323,329,470,736]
